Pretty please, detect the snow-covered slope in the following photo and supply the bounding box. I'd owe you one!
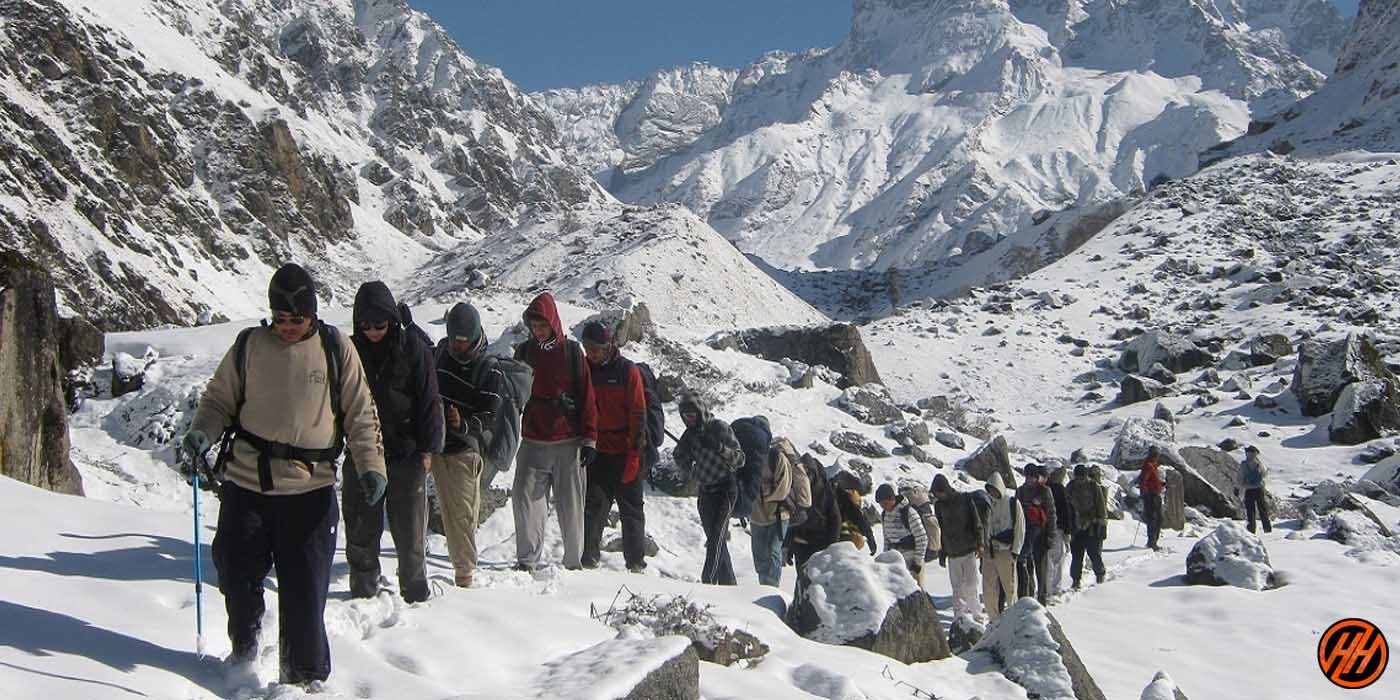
[536,0,1347,282]
[0,0,606,329]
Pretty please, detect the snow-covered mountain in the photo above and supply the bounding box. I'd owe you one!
[535,0,1348,281]
[0,0,610,329]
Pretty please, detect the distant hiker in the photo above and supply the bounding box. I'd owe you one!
[1136,445,1165,551]
[931,473,988,622]
[733,416,806,587]
[512,293,597,571]
[1238,445,1272,534]
[876,483,928,582]
[1068,464,1107,589]
[578,321,649,573]
[982,471,1023,622]
[1046,466,1072,598]
[1015,464,1056,604]
[343,282,443,602]
[673,392,744,585]
[833,470,877,555]
[784,454,841,601]
[182,263,385,686]
[433,302,511,587]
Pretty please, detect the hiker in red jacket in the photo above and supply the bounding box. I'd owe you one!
[512,293,598,571]
[578,321,649,573]
[1137,445,1165,551]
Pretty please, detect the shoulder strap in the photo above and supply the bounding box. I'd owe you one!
[900,504,911,530]
[568,339,582,387]
[317,321,345,436]
[232,326,258,426]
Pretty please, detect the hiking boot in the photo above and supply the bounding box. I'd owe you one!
[455,573,473,588]
[627,562,647,574]
[580,558,600,570]
[1071,580,1081,591]
[512,562,534,572]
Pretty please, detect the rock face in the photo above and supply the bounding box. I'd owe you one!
[1118,375,1170,405]
[829,431,890,459]
[1120,330,1213,374]
[971,599,1107,700]
[1249,333,1292,366]
[0,258,84,495]
[1185,522,1276,590]
[836,384,903,425]
[532,636,699,700]
[957,434,1016,484]
[1293,334,1396,417]
[1108,418,1184,469]
[710,324,881,388]
[789,544,949,664]
[1177,447,1244,518]
[1330,379,1400,445]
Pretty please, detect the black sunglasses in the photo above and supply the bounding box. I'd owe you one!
[272,314,308,326]
[357,320,391,331]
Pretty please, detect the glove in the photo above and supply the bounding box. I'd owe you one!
[179,430,214,485]
[868,539,878,556]
[361,471,388,505]
[1233,488,1240,497]
[783,547,794,566]
[580,445,597,469]
[939,552,947,568]
[181,430,210,459]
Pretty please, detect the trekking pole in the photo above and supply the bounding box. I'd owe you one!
[191,451,208,658]
[1131,518,1142,548]
[664,428,682,444]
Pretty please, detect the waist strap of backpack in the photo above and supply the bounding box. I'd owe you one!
[235,426,343,492]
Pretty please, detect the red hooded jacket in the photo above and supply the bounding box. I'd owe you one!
[1139,457,1164,495]
[517,293,598,445]
[590,350,646,481]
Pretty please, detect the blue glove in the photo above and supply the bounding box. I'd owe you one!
[361,471,387,505]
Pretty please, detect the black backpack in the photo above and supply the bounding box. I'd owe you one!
[397,302,434,351]
[730,416,772,519]
[636,362,665,474]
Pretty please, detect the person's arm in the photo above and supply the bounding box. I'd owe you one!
[1011,499,1026,555]
[764,450,792,503]
[1044,486,1057,537]
[577,344,598,448]
[910,505,928,558]
[191,342,242,439]
[338,335,387,479]
[468,361,507,451]
[623,364,646,480]
[413,341,445,457]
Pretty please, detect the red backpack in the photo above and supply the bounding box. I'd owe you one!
[1024,502,1049,530]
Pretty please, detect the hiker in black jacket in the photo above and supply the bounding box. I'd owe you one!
[343,282,444,603]
[784,455,841,602]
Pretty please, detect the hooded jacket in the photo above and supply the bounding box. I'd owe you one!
[881,495,929,557]
[1139,456,1165,495]
[517,293,597,445]
[351,282,443,461]
[1068,471,1108,533]
[589,347,646,481]
[931,475,986,558]
[985,472,1025,555]
[192,324,386,495]
[671,393,742,487]
[1240,453,1267,490]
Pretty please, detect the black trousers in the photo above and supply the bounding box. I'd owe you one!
[582,453,647,568]
[1070,527,1105,585]
[789,541,827,603]
[212,483,338,684]
[1017,524,1049,602]
[1244,488,1272,533]
[698,478,737,585]
[342,457,429,603]
[1142,492,1163,548]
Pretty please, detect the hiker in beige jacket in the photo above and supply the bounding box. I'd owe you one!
[181,263,385,687]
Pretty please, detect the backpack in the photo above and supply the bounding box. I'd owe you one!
[772,437,810,526]
[397,302,434,351]
[900,484,941,561]
[471,354,534,475]
[1024,502,1049,530]
[636,362,665,474]
[793,454,839,545]
[729,416,773,519]
[215,320,346,489]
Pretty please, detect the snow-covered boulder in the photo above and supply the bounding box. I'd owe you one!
[709,323,882,389]
[111,349,156,398]
[836,384,903,425]
[1120,330,1212,374]
[829,431,890,459]
[1117,375,1170,406]
[969,599,1107,700]
[1141,670,1190,700]
[935,430,965,450]
[947,615,985,655]
[1184,523,1276,590]
[1329,379,1400,445]
[532,636,699,700]
[1361,457,1400,496]
[1293,334,1395,417]
[957,434,1016,484]
[1248,333,1293,367]
[789,543,949,664]
[1108,418,1184,469]
[790,664,867,700]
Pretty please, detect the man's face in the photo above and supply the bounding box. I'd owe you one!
[272,312,313,343]
[879,497,896,512]
[358,319,390,344]
[681,409,700,429]
[528,317,552,342]
[448,337,477,362]
[584,342,609,366]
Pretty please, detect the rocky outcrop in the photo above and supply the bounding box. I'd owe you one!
[1120,330,1213,374]
[830,431,890,459]
[957,434,1016,484]
[532,636,699,700]
[1293,334,1396,417]
[709,324,882,388]
[1177,447,1244,518]
[971,599,1107,700]
[0,256,83,495]
[1330,379,1400,445]
[1118,375,1170,405]
[1185,522,1276,590]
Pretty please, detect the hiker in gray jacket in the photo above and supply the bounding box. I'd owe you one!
[1237,445,1271,534]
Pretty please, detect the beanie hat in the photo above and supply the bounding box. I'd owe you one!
[269,263,317,316]
[1073,464,1089,479]
[930,473,953,494]
[580,320,611,346]
[352,281,400,327]
[875,483,896,502]
[1244,444,1259,454]
[445,302,484,343]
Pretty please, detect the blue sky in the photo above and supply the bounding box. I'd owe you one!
[408,0,1361,93]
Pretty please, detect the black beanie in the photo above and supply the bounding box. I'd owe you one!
[580,320,611,346]
[445,302,483,343]
[875,483,896,502]
[269,263,317,316]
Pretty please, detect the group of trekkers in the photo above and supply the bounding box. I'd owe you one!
[176,262,1276,688]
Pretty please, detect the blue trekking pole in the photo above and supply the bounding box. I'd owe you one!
[192,451,208,658]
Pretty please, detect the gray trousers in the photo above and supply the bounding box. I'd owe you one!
[512,439,585,568]
[342,457,428,603]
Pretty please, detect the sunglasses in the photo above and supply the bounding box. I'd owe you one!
[357,320,391,331]
[272,314,308,326]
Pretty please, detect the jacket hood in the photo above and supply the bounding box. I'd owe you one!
[352,281,400,330]
[677,392,712,426]
[986,472,1008,498]
[523,292,565,351]
[931,473,954,497]
[1050,466,1067,485]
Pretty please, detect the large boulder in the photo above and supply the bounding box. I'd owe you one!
[531,636,699,700]
[0,257,83,495]
[1176,447,1244,518]
[1119,330,1212,374]
[829,431,890,459]
[957,434,1016,484]
[886,419,931,447]
[56,315,104,373]
[970,599,1107,700]
[835,384,903,425]
[788,543,950,664]
[1293,334,1395,417]
[1329,379,1400,445]
[1184,522,1276,590]
[580,303,652,348]
[709,323,882,388]
[1163,469,1186,530]
[1117,375,1170,405]
[1248,333,1292,367]
[1107,418,1184,470]
[1141,671,1190,700]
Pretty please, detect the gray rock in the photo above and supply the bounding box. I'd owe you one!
[708,324,882,388]
[1220,374,1252,394]
[830,431,890,459]
[1118,375,1169,405]
[1253,393,1280,409]
[1359,444,1397,464]
[1177,447,1246,518]
[1153,402,1175,423]
[1329,379,1400,445]
[56,315,104,374]
[947,615,984,655]
[1147,362,1177,385]
[1120,330,1213,374]
[908,444,944,468]
[0,258,84,495]
[691,628,769,667]
[534,637,699,700]
[1196,368,1222,386]
[886,419,931,447]
[1293,334,1396,417]
[1163,468,1186,530]
[935,431,966,450]
[605,534,661,558]
[836,384,903,425]
[1108,418,1183,469]
[971,600,1107,700]
[957,434,1015,484]
[1249,333,1293,367]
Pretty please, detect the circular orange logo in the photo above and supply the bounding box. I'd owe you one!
[1319,618,1388,689]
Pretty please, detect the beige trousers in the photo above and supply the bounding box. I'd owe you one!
[432,450,482,584]
[981,548,1018,622]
